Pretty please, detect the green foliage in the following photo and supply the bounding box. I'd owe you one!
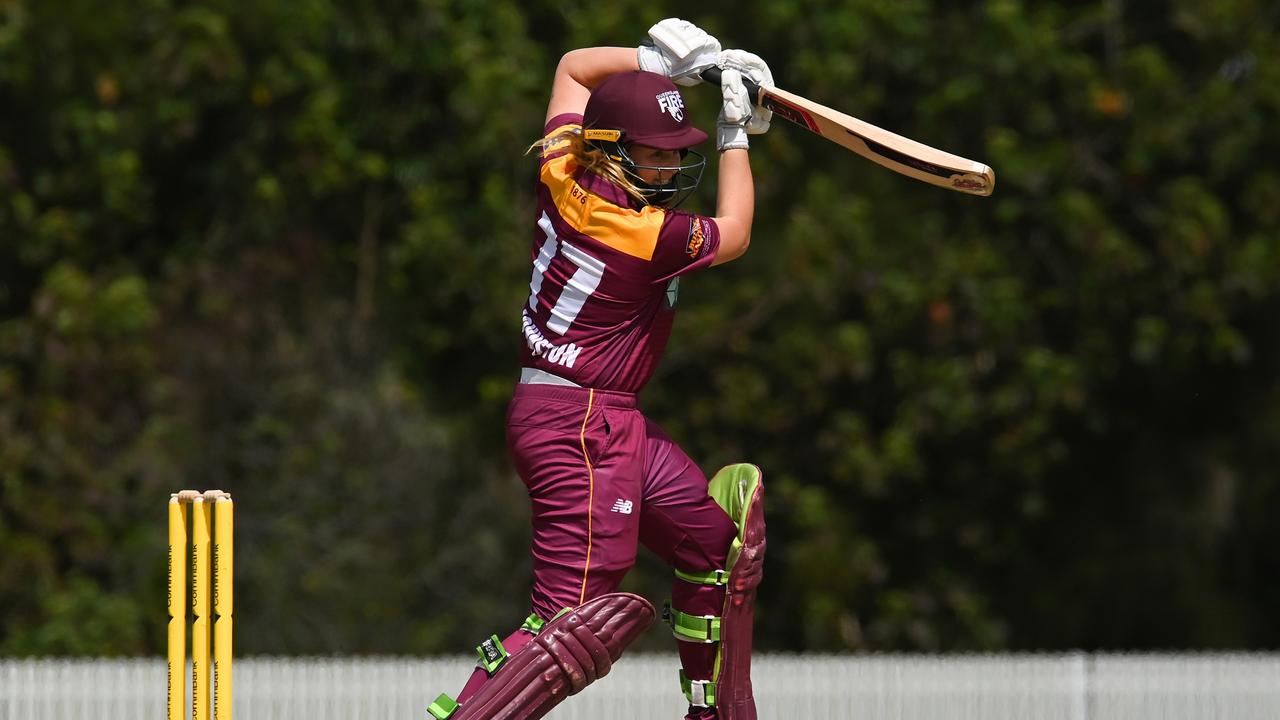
[2,0,1278,656]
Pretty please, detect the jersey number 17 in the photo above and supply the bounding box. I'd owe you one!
[527,212,605,335]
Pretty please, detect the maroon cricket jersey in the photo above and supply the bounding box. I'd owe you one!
[519,114,721,393]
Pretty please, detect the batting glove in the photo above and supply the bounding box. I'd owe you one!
[717,68,751,152]
[637,18,722,87]
[718,49,774,134]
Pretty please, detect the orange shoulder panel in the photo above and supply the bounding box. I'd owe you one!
[540,155,665,261]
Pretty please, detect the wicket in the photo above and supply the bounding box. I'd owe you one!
[168,490,234,720]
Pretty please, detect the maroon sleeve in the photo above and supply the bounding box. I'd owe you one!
[544,113,582,137]
[649,210,721,284]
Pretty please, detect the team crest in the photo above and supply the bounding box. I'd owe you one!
[656,90,685,122]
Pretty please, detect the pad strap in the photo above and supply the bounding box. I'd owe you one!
[427,693,459,719]
[663,601,722,643]
[674,567,728,586]
[680,670,717,707]
[475,635,510,675]
[520,612,546,634]
[474,609,569,678]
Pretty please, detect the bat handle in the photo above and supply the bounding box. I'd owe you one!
[699,67,764,105]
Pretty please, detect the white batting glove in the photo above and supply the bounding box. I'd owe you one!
[718,49,774,134]
[717,68,751,152]
[637,18,722,87]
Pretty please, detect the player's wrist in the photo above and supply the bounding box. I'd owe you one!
[636,43,668,76]
[717,123,749,152]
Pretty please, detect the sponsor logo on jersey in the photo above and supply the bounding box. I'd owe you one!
[656,90,685,122]
[686,217,707,258]
[610,499,634,515]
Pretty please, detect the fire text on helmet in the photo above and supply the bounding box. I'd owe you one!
[656,90,685,122]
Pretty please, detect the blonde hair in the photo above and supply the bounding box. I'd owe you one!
[528,128,649,203]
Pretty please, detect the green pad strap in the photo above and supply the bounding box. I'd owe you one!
[674,567,728,586]
[427,693,459,719]
[680,670,717,707]
[520,606,570,636]
[663,601,722,643]
[475,634,509,675]
[520,613,545,634]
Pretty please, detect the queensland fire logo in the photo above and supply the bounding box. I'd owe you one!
[656,90,685,121]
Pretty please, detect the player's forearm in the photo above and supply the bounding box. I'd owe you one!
[712,149,754,265]
[557,47,640,91]
[546,47,641,122]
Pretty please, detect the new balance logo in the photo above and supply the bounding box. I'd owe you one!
[610,499,633,515]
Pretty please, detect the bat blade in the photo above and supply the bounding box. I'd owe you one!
[699,68,994,196]
[760,85,995,196]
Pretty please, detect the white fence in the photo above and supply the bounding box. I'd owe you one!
[3,653,1279,719]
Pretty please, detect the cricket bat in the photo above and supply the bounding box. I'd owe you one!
[701,68,995,196]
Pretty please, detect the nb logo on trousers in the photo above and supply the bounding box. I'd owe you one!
[610,499,633,515]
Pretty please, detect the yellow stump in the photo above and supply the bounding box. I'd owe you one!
[167,496,189,720]
[213,494,234,720]
[191,496,212,720]
[170,489,232,720]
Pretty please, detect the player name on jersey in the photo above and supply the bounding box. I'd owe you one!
[522,309,583,369]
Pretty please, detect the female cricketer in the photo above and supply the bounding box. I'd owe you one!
[427,19,772,720]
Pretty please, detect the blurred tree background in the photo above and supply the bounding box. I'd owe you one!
[2,0,1278,656]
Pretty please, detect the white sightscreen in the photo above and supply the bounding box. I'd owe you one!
[2,653,1279,720]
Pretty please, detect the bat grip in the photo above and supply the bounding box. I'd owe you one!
[699,67,764,105]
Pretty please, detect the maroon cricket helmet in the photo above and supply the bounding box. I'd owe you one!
[583,71,708,150]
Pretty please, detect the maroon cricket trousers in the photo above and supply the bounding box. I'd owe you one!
[456,381,737,703]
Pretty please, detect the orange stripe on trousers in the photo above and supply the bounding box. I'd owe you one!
[578,388,596,606]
